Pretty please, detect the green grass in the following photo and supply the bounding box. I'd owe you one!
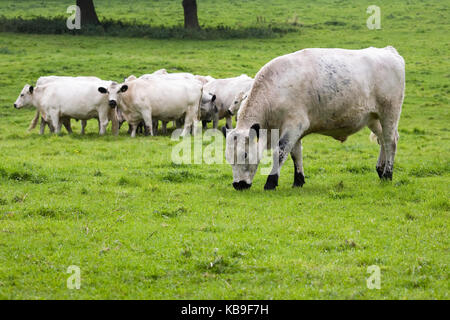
[0,0,449,299]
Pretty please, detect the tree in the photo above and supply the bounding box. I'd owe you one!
[76,0,100,25]
[182,0,200,29]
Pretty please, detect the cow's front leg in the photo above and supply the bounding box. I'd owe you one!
[212,112,219,129]
[225,115,233,129]
[291,139,305,187]
[264,127,303,190]
[98,110,109,135]
[81,120,87,135]
[40,117,46,135]
[62,118,72,134]
[142,110,154,136]
[161,121,168,134]
[49,113,60,135]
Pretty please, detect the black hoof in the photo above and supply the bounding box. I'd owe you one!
[381,170,393,181]
[293,172,305,188]
[233,181,252,191]
[264,174,279,190]
[376,166,384,179]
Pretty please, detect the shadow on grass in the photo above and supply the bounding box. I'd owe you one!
[0,16,300,40]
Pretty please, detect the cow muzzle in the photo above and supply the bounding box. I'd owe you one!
[233,181,252,191]
[109,100,117,108]
[13,104,18,109]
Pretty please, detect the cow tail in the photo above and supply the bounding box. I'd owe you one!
[28,110,40,131]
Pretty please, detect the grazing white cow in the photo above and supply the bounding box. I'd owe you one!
[227,90,249,119]
[224,47,405,190]
[14,79,119,135]
[29,76,103,134]
[98,78,202,137]
[200,75,254,129]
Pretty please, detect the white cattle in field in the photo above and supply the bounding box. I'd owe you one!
[224,46,405,191]
[227,90,250,119]
[200,75,254,129]
[194,75,215,85]
[29,76,103,134]
[98,78,202,137]
[14,79,118,135]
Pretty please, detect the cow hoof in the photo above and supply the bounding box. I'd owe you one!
[376,166,384,179]
[264,174,279,190]
[293,173,305,188]
[380,170,393,181]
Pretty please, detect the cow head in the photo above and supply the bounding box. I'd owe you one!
[227,91,248,117]
[14,84,34,109]
[224,123,262,190]
[200,92,217,122]
[98,82,128,109]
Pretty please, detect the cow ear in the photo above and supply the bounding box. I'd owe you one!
[120,85,128,93]
[221,126,227,137]
[211,94,216,102]
[29,86,34,94]
[250,123,260,140]
[98,87,107,94]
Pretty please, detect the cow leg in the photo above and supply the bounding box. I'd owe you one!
[40,117,46,135]
[202,120,208,130]
[49,113,60,134]
[225,115,233,129]
[380,119,399,181]
[264,124,304,190]
[81,120,87,135]
[212,112,219,129]
[98,110,109,135]
[152,120,158,136]
[161,121,168,135]
[291,139,305,187]
[130,124,137,138]
[181,104,199,136]
[63,118,72,134]
[368,118,386,179]
[142,110,154,136]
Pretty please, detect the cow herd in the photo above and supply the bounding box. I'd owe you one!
[13,46,405,190]
[14,69,252,137]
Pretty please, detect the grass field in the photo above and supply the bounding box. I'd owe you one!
[0,0,448,299]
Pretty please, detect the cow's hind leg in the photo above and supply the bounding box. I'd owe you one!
[379,108,401,181]
[81,120,87,135]
[290,139,305,187]
[62,118,72,134]
[368,118,386,179]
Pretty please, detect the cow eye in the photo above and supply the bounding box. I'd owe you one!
[244,152,248,159]
[234,101,238,104]
[20,94,24,97]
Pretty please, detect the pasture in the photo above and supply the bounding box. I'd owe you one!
[0,0,448,299]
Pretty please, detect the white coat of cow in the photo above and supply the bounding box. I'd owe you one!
[29,76,103,134]
[98,78,202,137]
[200,75,254,129]
[225,46,405,190]
[14,79,118,135]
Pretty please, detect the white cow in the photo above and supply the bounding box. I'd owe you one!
[14,79,118,135]
[200,75,254,129]
[29,76,103,134]
[224,47,405,190]
[227,90,249,119]
[98,78,202,137]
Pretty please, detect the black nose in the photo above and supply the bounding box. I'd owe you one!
[109,100,117,108]
[14,104,17,109]
[233,181,252,191]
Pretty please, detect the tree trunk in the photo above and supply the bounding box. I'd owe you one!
[76,0,100,25]
[182,0,200,29]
